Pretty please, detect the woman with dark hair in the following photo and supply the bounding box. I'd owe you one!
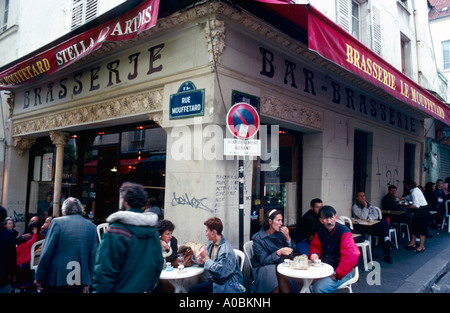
[157,219,178,263]
[404,179,429,252]
[251,209,296,293]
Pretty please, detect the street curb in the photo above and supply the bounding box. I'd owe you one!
[393,246,450,293]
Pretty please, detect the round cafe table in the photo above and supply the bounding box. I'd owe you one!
[159,265,204,293]
[277,262,334,293]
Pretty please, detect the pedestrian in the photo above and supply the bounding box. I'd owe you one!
[404,179,429,253]
[34,197,97,293]
[92,182,163,293]
[0,206,16,293]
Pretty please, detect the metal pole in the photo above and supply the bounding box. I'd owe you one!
[239,158,244,251]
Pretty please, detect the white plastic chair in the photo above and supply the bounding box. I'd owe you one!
[234,249,245,272]
[243,240,254,262]
[30,239,45,271]
[339,216,372,271]
[97,223,109,242]
[336,266,359,293]
[374,207,398,248]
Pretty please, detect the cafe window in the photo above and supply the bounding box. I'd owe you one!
[28,137,78,219]
[27,123,167,223]
[79,124,167,223]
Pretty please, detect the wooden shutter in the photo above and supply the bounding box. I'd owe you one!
[371,3,382,56]
[71,0,98,30]
[85,0,98,23]
[337,0,351,32]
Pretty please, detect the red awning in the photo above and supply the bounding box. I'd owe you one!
[251,0,450,126]
[0,0,160,89]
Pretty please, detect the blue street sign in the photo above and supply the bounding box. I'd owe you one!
[170,81,205,119]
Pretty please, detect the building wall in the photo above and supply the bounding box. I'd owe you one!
[0,1,436,247]
[219,12,425,222]
[430,13,450,101]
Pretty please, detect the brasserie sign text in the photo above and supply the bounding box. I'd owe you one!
[19,43,165,111]
[258,47,417,134]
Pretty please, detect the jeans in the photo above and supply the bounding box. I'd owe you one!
[295,240,310,256]
[310,271,353,293]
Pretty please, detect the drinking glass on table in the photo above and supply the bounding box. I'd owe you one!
[177,253,184,271]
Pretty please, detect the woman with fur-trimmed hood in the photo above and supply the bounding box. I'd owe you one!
[92,182,164,293]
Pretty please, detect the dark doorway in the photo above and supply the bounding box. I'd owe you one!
[353,130,369,200]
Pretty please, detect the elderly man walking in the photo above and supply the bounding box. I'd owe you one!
[34,197,97,293]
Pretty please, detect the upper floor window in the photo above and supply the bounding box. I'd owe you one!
[337,0,362,39]
[443,41,450,70]
[71,0,98,30]
[337,0,382,56]
[0,0,9,32]
[351,1,361,39]
[401,33,412,76]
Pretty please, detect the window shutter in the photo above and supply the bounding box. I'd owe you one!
[71,0,83,30]
[337,0,351,32]
[71,0,98,30]
[85,0,98,23]
[371,3,382,56]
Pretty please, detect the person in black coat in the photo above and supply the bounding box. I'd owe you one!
[293,198,323,255]
[0,206,16,293]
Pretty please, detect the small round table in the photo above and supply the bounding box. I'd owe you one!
[277,262,334,293]
[159,265,204,293]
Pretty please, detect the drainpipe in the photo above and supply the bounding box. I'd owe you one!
[412,0,423,85]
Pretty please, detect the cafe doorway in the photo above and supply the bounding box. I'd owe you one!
[250,127,302,237]
[82,146,119,222]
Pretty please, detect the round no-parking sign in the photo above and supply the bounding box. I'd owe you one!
[226,103,260,139]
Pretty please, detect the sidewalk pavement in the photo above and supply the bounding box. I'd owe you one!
[347,226,450,293]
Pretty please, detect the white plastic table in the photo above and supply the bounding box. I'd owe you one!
[277,262,334,293]
[159,265,204,293]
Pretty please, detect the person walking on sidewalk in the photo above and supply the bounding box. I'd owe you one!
[34,198,97,293]
[404,179,429,253]
[92,182,163,293]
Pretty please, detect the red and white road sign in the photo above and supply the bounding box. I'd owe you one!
[226,102,260,139]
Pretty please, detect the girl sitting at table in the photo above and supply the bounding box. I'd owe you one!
[251,209,296,293]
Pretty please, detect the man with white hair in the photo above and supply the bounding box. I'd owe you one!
[34,197,97,293]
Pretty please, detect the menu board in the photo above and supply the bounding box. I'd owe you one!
[41,153,53,181]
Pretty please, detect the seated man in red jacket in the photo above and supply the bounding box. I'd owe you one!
[309,205,360,293]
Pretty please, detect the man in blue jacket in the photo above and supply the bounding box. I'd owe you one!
[34,197,97,293]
